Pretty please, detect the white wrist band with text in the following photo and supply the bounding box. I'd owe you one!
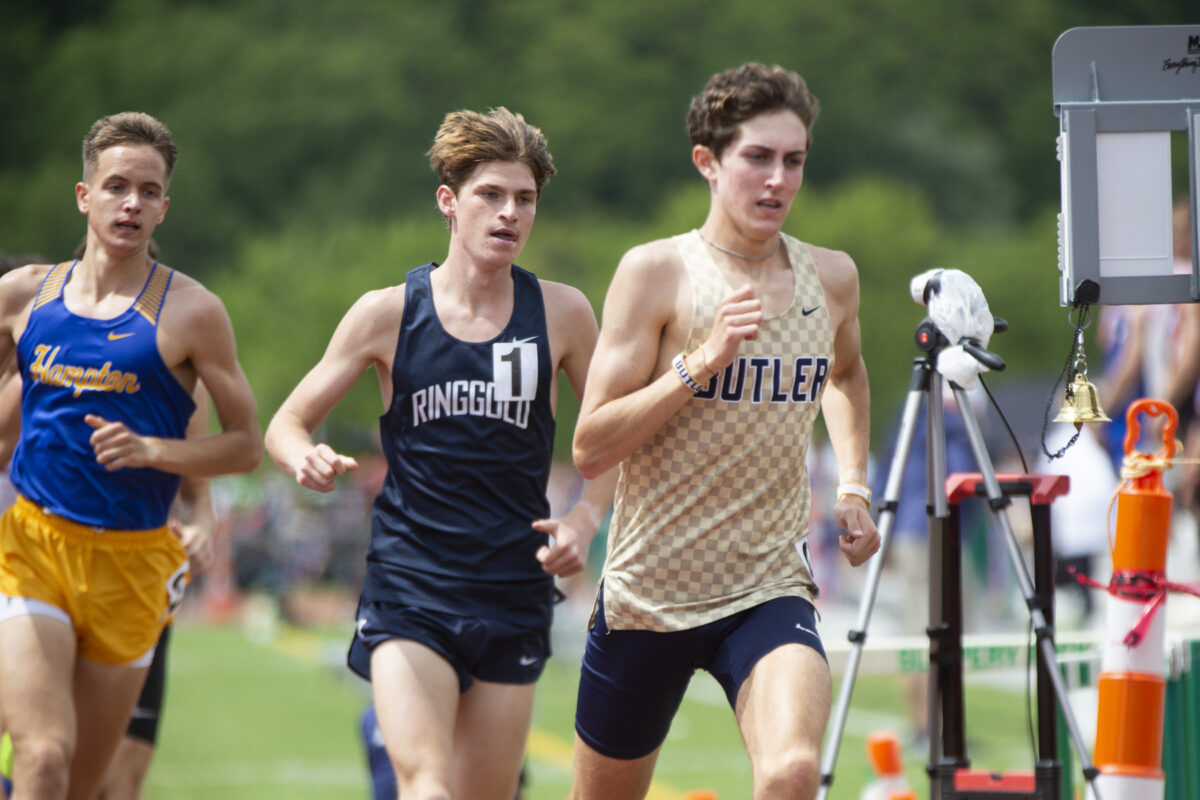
[672,352,706,394]
[836,482,872,508]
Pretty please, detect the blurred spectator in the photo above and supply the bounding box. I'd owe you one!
[1095,197,1197,471]
[1037,422,1117,629]
[1168,198,1200,521]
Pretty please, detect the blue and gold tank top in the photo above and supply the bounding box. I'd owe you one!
[363,263,557,629]
[10,260,196,530]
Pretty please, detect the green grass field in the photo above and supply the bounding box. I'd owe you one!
[143,622,1040,799]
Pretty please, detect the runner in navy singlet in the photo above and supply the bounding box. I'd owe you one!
[265,107,615,800]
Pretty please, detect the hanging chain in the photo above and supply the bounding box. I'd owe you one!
[1040,303,1092,461]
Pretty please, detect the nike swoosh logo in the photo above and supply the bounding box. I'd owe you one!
[511,336,538,344]
[802,306,822,316]
[518,655,539,666]
[356,618,368,637]
[107,331,134,340]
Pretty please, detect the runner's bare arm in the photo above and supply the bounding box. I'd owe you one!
[88,281,262,477]
[815,247,878,566]
[573,241,762,478]
[535,281,616,576]
[266,286,403,491]
[172,381,216,572]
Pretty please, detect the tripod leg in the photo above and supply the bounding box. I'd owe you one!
[816,360,930,800]
[926,373,971,800]
[951,383,1106,800]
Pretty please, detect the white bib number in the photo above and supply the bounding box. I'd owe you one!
[165,562,190,619]
[492,342,537,401]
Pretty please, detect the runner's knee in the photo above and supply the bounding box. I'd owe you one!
[12,734,72,796]
[390,767,451,800]
[754,742,820,799]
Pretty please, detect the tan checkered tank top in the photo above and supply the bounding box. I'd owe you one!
[599,230,833,632]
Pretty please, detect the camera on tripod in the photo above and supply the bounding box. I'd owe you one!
[818,267,1105,800]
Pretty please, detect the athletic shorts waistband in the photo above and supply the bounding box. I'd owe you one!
[13,495,170,545]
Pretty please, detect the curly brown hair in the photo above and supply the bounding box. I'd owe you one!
[686,63,820,160]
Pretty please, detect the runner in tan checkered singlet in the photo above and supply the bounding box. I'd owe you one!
[570,63,880,800]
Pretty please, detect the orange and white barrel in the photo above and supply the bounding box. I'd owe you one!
[1093,398,1176,800]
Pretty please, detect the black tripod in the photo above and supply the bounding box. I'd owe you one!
[816,317,1104,800]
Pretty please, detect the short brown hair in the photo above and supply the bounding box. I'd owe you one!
[427,107,555,198]
[686,63,820,160]
[82,112,178,182]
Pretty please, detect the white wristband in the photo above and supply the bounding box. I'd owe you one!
[836,482,872,508]
[672,352,706,394]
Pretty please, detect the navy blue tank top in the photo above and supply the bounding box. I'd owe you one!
[363,263,557,629]
[11,261,196,529]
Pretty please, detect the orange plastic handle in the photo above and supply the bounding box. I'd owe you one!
[1123,398,1177,457]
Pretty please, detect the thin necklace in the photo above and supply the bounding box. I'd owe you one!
[697,230,781,261]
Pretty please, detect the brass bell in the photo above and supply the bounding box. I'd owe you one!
[1053,372,1111,429]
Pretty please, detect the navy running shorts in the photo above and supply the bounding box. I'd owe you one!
[348,602,551,692]
[574,586,825,760]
